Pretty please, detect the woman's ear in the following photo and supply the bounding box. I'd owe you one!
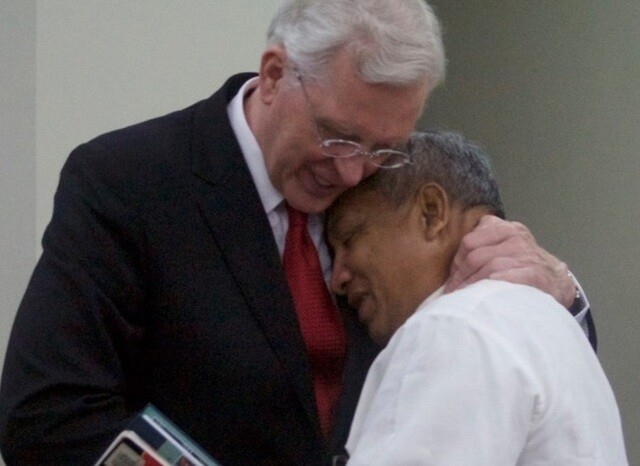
[417,183,449,241]
[257,45,288,104]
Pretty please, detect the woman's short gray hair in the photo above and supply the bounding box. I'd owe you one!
[361,130,506,218]
[267,0,446,88]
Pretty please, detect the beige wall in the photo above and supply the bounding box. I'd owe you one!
[35,0,281,241]
[0,0,37,424]
[425,2,639,463]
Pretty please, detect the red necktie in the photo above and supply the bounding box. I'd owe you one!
[283,204,347,437]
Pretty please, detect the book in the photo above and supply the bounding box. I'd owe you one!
[95,404,221,466]
[95,429,170,466]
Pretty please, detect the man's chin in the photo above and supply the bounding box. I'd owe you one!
[366,323,392,346]
[369,330,391,346]
[286,189,337,214]
[283,182,339,214]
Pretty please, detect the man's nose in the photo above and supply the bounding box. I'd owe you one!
[332,155,371,187]
[330,254,352,295]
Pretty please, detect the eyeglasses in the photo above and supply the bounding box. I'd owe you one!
[294,70,411,169]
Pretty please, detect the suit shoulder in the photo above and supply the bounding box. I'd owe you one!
[86,100,203,166]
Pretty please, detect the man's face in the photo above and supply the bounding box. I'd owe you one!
[327,189,439,343]
[261,50,430,214]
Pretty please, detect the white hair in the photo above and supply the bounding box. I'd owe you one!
[267,0,446,89]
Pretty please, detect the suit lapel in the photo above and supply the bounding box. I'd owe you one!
[188,74,319,432]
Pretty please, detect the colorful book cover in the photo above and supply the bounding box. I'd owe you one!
[94,430,171,466]
[95,404,221,466]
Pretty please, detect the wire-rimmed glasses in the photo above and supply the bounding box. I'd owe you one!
[294,70,411,169]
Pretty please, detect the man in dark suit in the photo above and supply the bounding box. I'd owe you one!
[0,1,591,465]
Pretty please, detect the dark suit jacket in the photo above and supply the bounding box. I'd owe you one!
[0,73,380,465]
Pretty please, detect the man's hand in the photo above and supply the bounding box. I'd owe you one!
[444,215,576,308]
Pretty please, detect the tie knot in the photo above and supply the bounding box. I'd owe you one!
[286,203,308,228]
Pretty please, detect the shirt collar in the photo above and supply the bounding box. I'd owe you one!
[423,285,446,307]
[227,77,283,215]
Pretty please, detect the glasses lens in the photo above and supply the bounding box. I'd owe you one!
[370,150,410,168]
[320,139,361,158]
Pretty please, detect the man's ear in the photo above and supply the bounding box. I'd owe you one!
[257,45,288,105]
[416,183,449,241]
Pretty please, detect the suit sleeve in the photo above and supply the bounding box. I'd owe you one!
[0,143,148,465]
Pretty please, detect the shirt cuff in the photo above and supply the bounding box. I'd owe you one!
[568,271,590,335]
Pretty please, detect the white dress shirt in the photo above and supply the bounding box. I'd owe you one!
[227,77,332,282]
[346,280,627,465]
